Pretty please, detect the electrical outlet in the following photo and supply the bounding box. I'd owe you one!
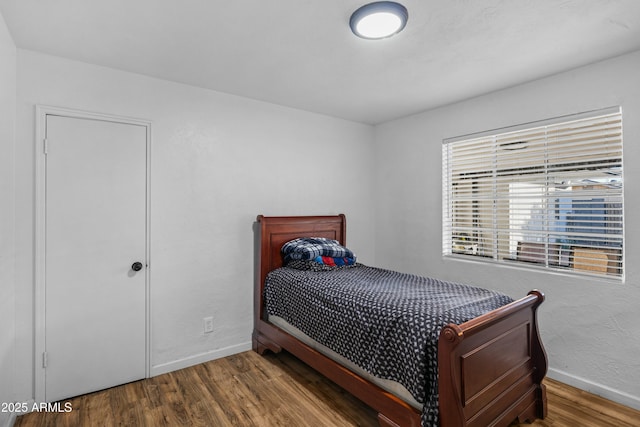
[203,316,214,333]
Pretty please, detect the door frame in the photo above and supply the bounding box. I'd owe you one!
[34,105,152,403]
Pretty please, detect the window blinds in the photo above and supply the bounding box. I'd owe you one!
[442,107,623,279]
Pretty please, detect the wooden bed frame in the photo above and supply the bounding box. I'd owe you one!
[252,214,547,427]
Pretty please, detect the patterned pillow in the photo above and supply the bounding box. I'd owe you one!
[281,237,356,264]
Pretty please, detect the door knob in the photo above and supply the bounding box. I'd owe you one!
[131,262,143,272]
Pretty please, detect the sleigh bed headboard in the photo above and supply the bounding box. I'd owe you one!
[254,214,346,323]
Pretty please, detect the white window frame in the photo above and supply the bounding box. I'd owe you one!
[442,107,624,281]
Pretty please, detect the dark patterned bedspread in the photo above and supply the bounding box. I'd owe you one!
[264,264,514,426]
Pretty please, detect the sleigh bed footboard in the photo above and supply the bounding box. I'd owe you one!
[438,290,547,427]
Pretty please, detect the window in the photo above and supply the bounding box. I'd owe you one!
[442,107,623,280]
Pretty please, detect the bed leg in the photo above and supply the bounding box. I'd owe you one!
[252,331,282,355]
[515,384,548,424]
[538,383,548,419]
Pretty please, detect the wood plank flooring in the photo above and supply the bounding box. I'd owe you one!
[14,350,640,427]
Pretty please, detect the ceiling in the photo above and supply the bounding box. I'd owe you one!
[1,0,640,124]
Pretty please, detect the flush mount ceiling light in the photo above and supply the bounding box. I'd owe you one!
[349,2,408,40]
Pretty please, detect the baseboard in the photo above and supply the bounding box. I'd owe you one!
[150,341,252,377]
[548,367,640,411]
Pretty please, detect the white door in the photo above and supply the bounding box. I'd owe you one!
[43,114,148,402]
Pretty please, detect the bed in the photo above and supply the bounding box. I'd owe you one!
[252,214,547,427]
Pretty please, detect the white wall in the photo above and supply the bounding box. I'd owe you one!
[0,10,16,427]
[13,50,375,401]
[373,49,640,409]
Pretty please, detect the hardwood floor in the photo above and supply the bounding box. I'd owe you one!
[15,350,640,427]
